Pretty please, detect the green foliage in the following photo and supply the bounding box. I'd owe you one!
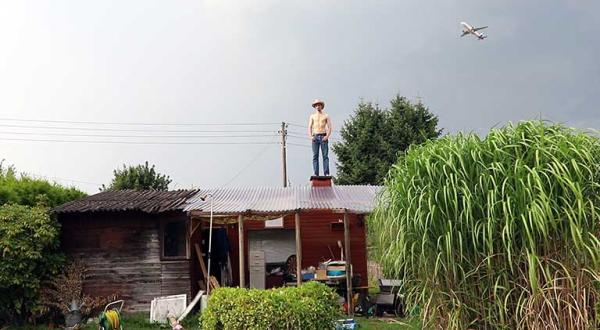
[356,317,421,330]
[370,121,600,329]
[199,281,341,330]
[101,161,172,191]
[333,95,441,185]
[10,312,202,330]
[0,204,63,325]
[0,161,86,208]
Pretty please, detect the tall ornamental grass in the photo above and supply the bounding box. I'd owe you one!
[370,121,600,329]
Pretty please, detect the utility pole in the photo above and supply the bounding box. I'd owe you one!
[280,122,288,187]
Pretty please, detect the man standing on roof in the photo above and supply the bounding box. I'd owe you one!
[308,99,333,176]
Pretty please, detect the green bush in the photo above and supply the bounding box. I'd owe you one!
[370,121,600,329]
[199,281,341,330]
[0,161,86,208]
[0,204,64,325]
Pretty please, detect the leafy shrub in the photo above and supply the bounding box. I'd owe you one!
[0,160,86,208]
[0,204,63,325]
[370,121,600,329]
[101,161,171,191]
[199,281,341,330]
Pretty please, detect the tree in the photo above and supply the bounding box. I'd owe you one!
[101,161,172,191]
[0,160,86,208]
[0,204,63,325]
[0,161,84,325]
[333,95,441,185]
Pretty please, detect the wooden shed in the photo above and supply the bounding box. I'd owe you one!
[53,177,381,313]
[52,190,198,312]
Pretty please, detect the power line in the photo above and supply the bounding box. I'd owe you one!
[287,135,308,140]
[286,132,307,137]
[287,142,312,149]
[0,123,277,133]
[288,122,307,128]
[0,117,280,127]
[4,167,103,188]
[0,131,278,139]
[0,137,280,145]
[26,173,102,187]
[218,142,277,188]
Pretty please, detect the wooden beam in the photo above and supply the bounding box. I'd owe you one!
[190,221,201,238]
[195,243,222,292]
[344,210,353,317]
[194,243,209,281]
[209,276,220,290]
[295,212,302,286]
[238,214,245,288]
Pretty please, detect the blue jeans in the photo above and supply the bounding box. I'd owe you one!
[312,134,329,176]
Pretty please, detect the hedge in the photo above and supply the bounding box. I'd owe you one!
[0,204,63,325]
[199,281,341,330]
[0,161,86,208]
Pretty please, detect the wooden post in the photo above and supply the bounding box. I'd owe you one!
[281,122,288,187]
[344,210,353,317]
[238,214,245,288]
[295,212,302,286]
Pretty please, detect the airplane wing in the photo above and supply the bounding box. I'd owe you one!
[460,31,470,37]
[473,26,488,31]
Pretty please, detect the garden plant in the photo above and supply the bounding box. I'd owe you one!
[371,121,600,329]
[0,204,63,325]
[199,281,340,330]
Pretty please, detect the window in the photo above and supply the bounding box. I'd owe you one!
[163,221,187,258]
[330,220,344,232]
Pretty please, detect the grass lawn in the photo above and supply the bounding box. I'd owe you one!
[355,317,420,330]
[11,312,201,330]
[12,314,420,330]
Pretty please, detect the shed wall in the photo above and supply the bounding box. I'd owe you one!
[226,211,368,288]
[59,211,191,312]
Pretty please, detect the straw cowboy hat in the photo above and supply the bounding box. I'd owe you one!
[311,99,325,108]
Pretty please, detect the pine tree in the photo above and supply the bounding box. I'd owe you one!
[333,95,442,185]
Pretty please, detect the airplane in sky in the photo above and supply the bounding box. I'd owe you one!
[460,22,488,40]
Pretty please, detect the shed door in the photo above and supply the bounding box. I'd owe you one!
[248,230,295,263]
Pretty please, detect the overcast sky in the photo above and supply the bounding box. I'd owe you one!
[1,1,599,193]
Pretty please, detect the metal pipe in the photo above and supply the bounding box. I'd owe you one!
[202,194,214,295]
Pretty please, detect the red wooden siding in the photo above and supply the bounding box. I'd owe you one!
[225,211,368,287]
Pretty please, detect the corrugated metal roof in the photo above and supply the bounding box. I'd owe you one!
[52,189,199,214]
[184,185,382,215]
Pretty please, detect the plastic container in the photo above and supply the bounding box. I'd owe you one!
[326,261,346,279]
[302,273,315,280]
[335,318,357,330]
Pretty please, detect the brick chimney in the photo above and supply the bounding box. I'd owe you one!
[310,175,333,187]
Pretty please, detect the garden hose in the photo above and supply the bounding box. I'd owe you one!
[99,309,121,330]
[106,310,120,329]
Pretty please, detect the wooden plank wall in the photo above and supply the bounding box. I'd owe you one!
[226,211,368,287]
[58,211,191,312]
